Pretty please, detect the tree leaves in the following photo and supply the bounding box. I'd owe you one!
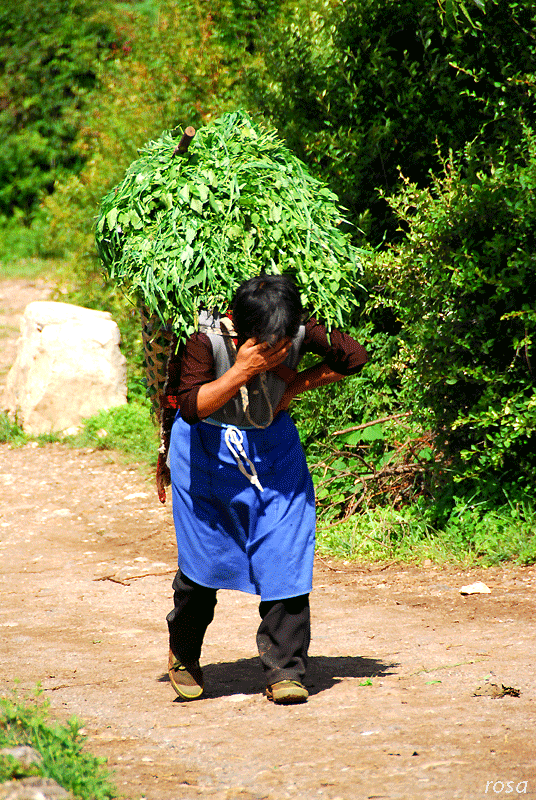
[0,0,119,219]
[373,124,536,501]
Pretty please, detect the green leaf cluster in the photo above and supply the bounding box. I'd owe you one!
[95,109,364,337]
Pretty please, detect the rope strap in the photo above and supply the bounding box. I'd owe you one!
[224,427,264,492]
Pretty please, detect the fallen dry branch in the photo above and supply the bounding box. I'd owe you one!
[311,428,439,519]
[333,412,411,437]
[94,569,176,586]
[360,463,427,480]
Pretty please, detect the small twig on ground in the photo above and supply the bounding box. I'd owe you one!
[94,569,175,585]
[315,554,351,572]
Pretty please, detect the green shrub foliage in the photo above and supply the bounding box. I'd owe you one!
[0,0,115,219]
[95,110,364,338]
[249,0,536,240]
[375,126,536,502]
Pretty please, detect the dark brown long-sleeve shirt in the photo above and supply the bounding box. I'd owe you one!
[163,316,368,425]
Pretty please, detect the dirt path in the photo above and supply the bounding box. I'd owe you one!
[1,281,535,800]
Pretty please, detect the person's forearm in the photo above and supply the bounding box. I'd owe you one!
[286,362,345,400]
[275,362,345,414]
[196,337,293,419]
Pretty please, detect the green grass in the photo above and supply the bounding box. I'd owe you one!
[67,397,160,466]
[0,688,117,799]
[0,414,28,447]
[0,217,42,260]
[316,506,456,565]
[0,398,159,470]
[0,257,56,280]
[0,216,61,279]
[316,500,536,567]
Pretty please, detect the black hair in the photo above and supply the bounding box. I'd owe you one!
[232,274,303,345]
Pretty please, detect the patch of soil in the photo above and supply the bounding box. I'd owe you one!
[1,281,535,800]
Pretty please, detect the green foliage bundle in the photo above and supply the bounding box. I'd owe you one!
[0,0,115,220]
[95,109,364,337]
[373,125,536,505]
[248,0,536,240]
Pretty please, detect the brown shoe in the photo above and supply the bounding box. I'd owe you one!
[168,649,204,700]
[266,680,309,705]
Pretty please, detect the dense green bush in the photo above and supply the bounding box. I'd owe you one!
[0,0,116,220]
[209,0,287,53]
[249,0,536,241]
[371,124,536,506]
[39,0,281,259]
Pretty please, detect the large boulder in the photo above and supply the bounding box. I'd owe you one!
[3,301,127,435]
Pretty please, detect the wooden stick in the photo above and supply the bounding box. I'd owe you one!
[173,126,196,156]
[332,412,411,437]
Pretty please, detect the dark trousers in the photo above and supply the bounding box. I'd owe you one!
[166,569,310,686]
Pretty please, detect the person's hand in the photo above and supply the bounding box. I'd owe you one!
[197,337,292,420]
[234,337,292,381]
[156,451,171,504]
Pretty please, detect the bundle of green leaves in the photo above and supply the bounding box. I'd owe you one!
[95,110,363,338]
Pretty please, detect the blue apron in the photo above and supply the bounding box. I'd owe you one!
[169,411,316,601]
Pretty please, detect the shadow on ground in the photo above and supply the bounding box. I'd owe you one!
[158,655,398,700]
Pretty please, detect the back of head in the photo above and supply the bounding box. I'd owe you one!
[232,274,303,345]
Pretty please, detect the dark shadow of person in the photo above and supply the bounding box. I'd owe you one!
[158,654,398,700]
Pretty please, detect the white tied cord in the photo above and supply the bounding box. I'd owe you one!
[224,426,264,492]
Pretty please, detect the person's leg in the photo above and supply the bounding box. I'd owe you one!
[167,568,217,661]
[243,417,315,683]
[166,569,217,699]
[257,594,310,702]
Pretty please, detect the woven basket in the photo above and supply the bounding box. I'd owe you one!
[139,304,173,414]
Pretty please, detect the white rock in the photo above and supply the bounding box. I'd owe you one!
[459,581,492,595]
[0,746,43,768]
[3,301,127,435]
[224,693,252,702]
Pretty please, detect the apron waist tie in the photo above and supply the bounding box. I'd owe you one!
[224,426,264,493]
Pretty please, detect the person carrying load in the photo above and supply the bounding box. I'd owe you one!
[160,274,368,704]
